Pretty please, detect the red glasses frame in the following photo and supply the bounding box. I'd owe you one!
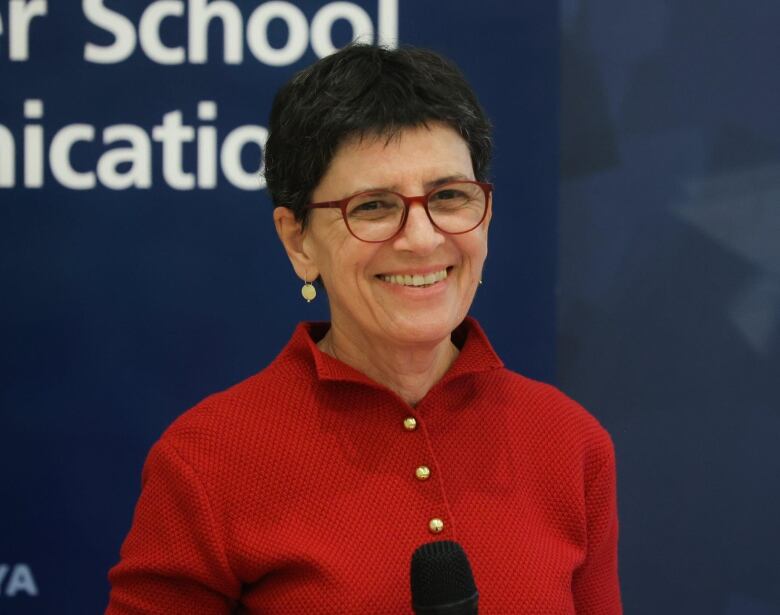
[304,180,494,243]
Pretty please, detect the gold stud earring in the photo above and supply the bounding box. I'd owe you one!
[301,277,317,303]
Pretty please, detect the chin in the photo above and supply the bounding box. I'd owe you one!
[380,311,462,346]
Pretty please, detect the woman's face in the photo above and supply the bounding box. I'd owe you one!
[300,122,491,348]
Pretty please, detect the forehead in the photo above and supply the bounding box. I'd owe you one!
[316,123,474,197]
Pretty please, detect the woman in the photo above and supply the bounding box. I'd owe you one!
[107,45,621,614]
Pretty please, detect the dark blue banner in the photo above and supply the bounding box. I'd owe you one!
[1,2,558,612]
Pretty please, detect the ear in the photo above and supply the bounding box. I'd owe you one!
[273,207,319,281]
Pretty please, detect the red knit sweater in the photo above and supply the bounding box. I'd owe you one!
[107,318,621,614]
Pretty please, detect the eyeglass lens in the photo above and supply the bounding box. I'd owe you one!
[345,182,486,242]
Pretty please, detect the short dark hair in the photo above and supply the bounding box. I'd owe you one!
[264,44,492,222]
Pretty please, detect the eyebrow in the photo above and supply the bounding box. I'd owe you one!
[345,174,472,198]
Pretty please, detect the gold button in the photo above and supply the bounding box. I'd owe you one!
[403,417,417,431]
[429,518,444,534]
[415,465,431,481]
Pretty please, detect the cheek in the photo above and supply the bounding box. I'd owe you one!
[306,227,346,274]
[461,235,489,267]
[319,244,379,291]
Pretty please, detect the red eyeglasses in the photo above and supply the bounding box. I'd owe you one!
[304,180,493,243]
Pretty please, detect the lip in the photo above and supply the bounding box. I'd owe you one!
[375,265,453,277]
[375,267,452,297]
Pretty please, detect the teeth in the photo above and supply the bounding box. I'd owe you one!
[381,269,448,287]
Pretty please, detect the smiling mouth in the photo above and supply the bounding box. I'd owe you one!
[378,268,449,288]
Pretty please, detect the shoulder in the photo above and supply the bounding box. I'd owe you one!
[167,361,307,437]
[152,325,324,476]
[456,316,614,468]
[485,367,615,471]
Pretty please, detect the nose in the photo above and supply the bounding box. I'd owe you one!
[392,201,445,254]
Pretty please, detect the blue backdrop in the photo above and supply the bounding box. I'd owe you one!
[1,1,557,612]
[559,1,780,613]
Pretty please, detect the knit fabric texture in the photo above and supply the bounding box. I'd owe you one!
[107,318,622,614]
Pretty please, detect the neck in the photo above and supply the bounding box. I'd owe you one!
[317,321,459,406]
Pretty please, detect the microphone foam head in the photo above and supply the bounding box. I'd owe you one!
[410,540,477,607]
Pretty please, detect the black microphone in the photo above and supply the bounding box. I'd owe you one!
[410,540,479,614]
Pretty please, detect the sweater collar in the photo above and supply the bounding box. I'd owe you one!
[291,317,503,387]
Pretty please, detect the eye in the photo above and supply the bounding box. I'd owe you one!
[347,196,402,219]
[353,200,387,212]
[431,188,466,201]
